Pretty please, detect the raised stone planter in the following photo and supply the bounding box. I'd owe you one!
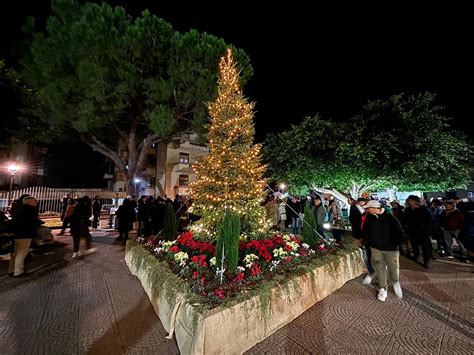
[126,241,365,355]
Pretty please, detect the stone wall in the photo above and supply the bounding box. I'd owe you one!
[126,242,365,354]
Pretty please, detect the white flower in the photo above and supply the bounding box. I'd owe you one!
[153,247,164,254]
[174,251,189,263]
[270,259,280,272]
[210,257,217,266]
[244,254,259,268]
[237,266,245,273]
[282,235,291,242]
[302,243,310,249]
[286,241,299,251]
[273,247,288,258]
[162,241,176,251]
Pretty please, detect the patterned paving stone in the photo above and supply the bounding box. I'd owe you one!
[2,231,473,354]
[0,231,179,355]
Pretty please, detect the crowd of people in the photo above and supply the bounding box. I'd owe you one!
[265,192,474,302]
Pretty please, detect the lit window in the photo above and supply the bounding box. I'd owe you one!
[179,152,190,164]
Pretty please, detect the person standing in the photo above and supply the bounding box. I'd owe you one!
[440,200,467,260]
[9,196,42,276]
[328,200,344,243]
[277,198,287,232]
[287,196,301,235]
[404,195,434,268]
[349,198,375,282]
[362,200,405,301]
[70,197,96,258]
[312,197,326,238]
[116,199,134,242]
[60,193,70,222]
[92,195,102,230]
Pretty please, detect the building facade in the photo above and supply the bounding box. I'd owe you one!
[112,134,209,197]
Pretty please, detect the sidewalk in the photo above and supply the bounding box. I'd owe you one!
[1,230,472,354]
[0,230,180,354]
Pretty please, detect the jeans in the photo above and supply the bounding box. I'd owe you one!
[316,226,325,239]
[443,229,467,258]
[370,248,400,289]
[291,217,300,235]
[363,246,375,274]
[9,239,32,276]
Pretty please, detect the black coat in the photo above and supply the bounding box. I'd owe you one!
[349,204,364,239]
[10,205,41,239]
[363,211,405,251]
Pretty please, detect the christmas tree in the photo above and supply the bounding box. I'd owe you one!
[190,49,271,240]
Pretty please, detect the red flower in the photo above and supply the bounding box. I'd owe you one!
[232,272,245,284]
[250,263,262,277]
[170,246,179,253]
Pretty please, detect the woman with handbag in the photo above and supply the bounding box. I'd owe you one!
[328,200,344,243]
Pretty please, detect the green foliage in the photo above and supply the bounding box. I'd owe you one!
[264,93,473,196]
[216,210,241,274]
[350,92,473,192]
[302,202,318,248]
[264,115,381,196]
[19,0,253,193]
[0,60,50,145]
[163,203,177,241]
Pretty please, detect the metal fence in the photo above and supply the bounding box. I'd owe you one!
[0,186,127,216]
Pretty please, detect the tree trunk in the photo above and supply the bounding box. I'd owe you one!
[350,183,362,200]
[311,185,350,209]
[386,187,398,201]
[87,133,164,196]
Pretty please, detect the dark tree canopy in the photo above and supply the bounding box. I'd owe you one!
[20,0,253,194]
[264,93,472,198]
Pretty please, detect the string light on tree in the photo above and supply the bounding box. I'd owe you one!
[190,48,271,240]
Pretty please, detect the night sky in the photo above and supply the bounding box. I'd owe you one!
[1,1,472,186]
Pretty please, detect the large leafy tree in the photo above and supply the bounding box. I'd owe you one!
[0,60,50,146]
[350,92,472,194]
[265,93,472,201]
[264,116,383,202]
[20,0,252,194]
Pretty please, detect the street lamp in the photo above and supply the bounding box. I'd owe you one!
[7,163,20,207]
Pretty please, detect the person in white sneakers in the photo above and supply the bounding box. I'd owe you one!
[362,200,405,301]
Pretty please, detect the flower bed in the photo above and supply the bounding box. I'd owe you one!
[137,231,337,307]
[126,233,365,354]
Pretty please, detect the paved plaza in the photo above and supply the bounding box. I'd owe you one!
[1,230,473,354]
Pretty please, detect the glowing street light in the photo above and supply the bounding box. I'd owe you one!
[7,163,20,207]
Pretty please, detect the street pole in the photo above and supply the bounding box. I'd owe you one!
[7,164,19,208]
[8,172,14,207]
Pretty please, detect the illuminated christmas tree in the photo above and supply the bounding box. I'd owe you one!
[190,49,271,240]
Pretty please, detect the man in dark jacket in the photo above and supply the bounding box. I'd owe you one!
[404,195,434,267]
[362,200,405,302]
[92,195,102,230]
